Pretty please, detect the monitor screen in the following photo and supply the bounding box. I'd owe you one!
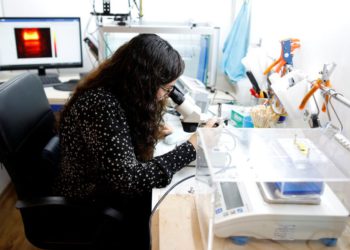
[0,17,83,75]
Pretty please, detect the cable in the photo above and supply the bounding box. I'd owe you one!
[148,174,195,250]
[83,42,98,68]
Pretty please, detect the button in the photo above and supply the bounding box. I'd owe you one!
[236,207,243,213]
[215,208,223,214]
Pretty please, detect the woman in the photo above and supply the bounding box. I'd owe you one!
[54,34,216,249]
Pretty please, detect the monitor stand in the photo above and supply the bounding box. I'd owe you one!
[38,67,59,78]
[37,67,61,85]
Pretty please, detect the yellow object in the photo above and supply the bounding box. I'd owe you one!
[259,91,264,98]
[295,141,309,156]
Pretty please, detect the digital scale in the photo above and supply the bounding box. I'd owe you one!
[195,128,350,246]
[213,181,348,245]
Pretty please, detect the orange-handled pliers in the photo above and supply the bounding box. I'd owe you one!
[321,80,332,112]
[299,64,335,112]
[299,79,322,110]
[299,79,332,112]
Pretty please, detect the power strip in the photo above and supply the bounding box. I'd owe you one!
[334,133,350,151]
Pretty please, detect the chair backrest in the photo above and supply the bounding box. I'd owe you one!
[0,73,126,249]
[0,73,56,199]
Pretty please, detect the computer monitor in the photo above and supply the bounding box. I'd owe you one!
[0,17,83,76]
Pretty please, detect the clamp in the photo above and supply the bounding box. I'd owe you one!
[264,38,300,76]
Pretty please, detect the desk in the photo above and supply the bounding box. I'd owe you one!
[44,74,77,105]
[0,72,74,106]
[44,87,71,105]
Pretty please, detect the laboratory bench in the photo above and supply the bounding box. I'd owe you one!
[150,157,350,249]
[150,155,350,250]
[151,192,350,250]
[151,147,350,249]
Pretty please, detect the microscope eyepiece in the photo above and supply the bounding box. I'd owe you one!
[169,85,185,105]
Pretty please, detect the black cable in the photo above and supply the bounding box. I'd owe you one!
[148,174,195,250]
[132,0,140,11]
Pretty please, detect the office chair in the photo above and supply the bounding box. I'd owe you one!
[0,73,124,249]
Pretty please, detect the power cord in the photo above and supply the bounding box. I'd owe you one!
[148,174,195,250]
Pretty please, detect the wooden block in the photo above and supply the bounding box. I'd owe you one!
[158,194,203,250]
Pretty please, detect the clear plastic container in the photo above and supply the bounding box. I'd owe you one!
[195,127,350,249]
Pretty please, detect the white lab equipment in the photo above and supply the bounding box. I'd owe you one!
[269,70,313,127]
[97,24,220,87]
[195,127,350,249]
[176,75,210,113]
[169,82,211,132]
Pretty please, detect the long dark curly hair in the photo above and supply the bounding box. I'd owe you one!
[59,34,185,161]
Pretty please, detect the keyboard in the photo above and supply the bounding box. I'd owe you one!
[39,76,61,85]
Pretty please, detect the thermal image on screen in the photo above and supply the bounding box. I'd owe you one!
[14,28,53,58]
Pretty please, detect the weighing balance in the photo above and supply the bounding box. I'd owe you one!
[195,127,350,248]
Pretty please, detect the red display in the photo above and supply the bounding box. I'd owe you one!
[15,28,52,58]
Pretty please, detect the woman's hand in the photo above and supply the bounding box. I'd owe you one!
[188,117,219,149]
[158,124,173,139]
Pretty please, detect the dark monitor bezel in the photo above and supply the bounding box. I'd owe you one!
[0,17,83,74]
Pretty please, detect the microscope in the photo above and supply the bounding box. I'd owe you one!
[168,85,211,132]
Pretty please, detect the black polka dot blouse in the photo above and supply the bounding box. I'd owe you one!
[54,87,196,201]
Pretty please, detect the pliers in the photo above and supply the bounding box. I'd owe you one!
[299,64,335,112]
